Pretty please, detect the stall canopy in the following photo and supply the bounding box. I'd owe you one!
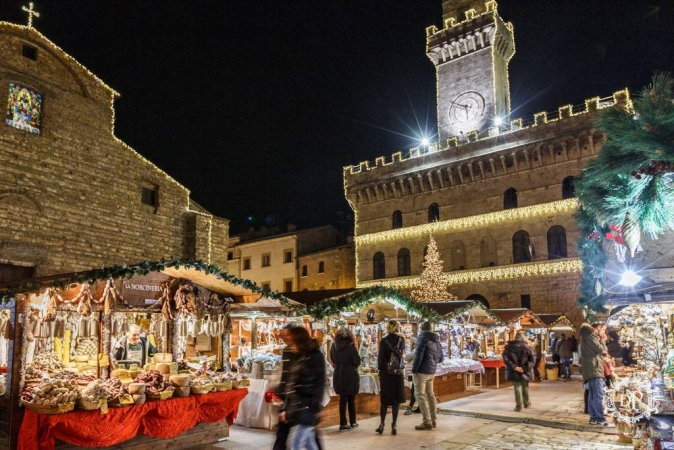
[490,309,545,329]
[537,314,575,331]
[424,300,503,326]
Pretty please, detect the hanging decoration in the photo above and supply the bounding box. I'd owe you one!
[411,234,456,302]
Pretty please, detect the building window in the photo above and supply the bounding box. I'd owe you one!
[22,44,37,61]
[547,225,568,259]
[284,249,293,263]
[521,294,531,310]
[301,265,308,277]
[512,230,532,264]
[392,210,403,229]
[428,203,440,223]
[261,282,271,290]
[141,186,158,208]
[373,252,385,279]
[227,252,234,261]
[504,187,518,209]
[318,261,325,273]
[450,240,466,271]
[480,236,497,268]
[243,257,251,270]
[283,279,293,293]
[397,248,411,276]
[261,253,271,267]
[562,176,576,199]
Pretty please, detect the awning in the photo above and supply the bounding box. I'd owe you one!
[424,300,503,326]
[490,308,545,328]
[537,313,575,331]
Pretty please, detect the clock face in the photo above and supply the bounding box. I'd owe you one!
[449,92,485,124]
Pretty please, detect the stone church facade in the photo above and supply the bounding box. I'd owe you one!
[0,21,229,279]
[343,0,638,326]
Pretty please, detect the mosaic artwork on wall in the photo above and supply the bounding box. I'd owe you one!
[6,83,43,135]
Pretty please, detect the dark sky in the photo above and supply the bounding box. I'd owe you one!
[2,1,673,233]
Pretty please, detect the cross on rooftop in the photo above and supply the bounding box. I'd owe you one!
[22,2,40,29]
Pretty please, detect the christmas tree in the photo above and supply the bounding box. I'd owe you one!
[411,234,456,302]
[576,72,674,311]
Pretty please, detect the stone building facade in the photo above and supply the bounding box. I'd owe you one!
[297,243,355,292]
[342,0,647,326]
[0,22,229,279]
[227,225,351,293]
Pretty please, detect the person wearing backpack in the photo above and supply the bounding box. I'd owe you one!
[412,321,443,431]
[376,320,406,436]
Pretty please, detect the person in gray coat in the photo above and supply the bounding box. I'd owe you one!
[580,322,614,427]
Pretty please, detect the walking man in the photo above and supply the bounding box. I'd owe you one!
[412,321,443,431]
[580,322,614,427]
[502,332,535,411]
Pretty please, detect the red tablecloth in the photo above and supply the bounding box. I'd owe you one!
[480,359,506,369]
[18,388,248,450]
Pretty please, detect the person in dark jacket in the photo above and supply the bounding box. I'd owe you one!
[331,328,361,430]
[502,332,535,411]
[376,320,405,436]
[412,321,443,431]
[555,333,574,379]
[606,327,622,360]
[279,326,326,450]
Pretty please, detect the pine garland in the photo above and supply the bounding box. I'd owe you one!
[575,72,674,312]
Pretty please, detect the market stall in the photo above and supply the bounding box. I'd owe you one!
[425,301,504,392]
[0,260,291,450]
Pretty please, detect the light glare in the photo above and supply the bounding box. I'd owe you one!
[619,270,642,287]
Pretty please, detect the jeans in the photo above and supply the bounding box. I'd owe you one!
[339,395,356,426]
[413,373,436,425]
[275,421,323,450]
[587,377,606,423]
[511,379,530,409]
[292,424,318,450]
[560,357,572,378]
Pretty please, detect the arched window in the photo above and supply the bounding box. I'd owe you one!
[512,230,532,263]
[504,188,518,209]
[373,252,385,279]
[562,176,576,199]
[466,294,490,309]
[480,236,497,268]
[397,248,411,276]
[547,225,568,259]
[392,210,403,229]
[428,203,440,223]
[450,240,466,271]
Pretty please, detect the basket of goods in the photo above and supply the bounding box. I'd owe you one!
[135,370,174,400]
[190,377,214,394]
[102,378,132,407]
[21,380,77,415]
[77,379,107,410]
[238,375,250,387]
[212,373,234,391]
[26,353,65,381]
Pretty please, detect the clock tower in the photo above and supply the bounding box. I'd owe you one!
[427,0,515,144]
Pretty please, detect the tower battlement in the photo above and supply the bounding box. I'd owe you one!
[343,89,631,176]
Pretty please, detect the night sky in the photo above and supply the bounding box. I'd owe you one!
[2,1,673,234]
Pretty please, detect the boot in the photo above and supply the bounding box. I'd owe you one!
[404,406,413,416]
[391,423,397,435]
[375,423,384,435]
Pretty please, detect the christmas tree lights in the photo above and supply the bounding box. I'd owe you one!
[411,234,457,302]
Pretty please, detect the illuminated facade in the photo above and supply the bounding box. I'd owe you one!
[343,0,635,325]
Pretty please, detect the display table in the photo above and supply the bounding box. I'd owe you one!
[18,388,248,450]
[358,374,379,394]
[236,378,276,429]
[480,359,508,388]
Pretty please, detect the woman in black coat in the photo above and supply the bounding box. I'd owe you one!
[376,320,405,436]
[331,328,361,430]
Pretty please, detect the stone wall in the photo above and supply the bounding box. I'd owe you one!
[298,244,356,291]
[0,25,227,276]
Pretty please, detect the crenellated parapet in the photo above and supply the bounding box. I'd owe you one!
[343,89,631,208]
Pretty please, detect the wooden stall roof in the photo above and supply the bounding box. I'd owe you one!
[162,266,255,297]
[491,308,545,328]
[537,314,575,331]
[424,300,504,326]
[284,289,357,306]
[229,295,302,314]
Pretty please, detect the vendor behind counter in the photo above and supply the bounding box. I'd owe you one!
[112,324,158,368]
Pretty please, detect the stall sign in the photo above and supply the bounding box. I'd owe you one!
[121,273,170,306]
